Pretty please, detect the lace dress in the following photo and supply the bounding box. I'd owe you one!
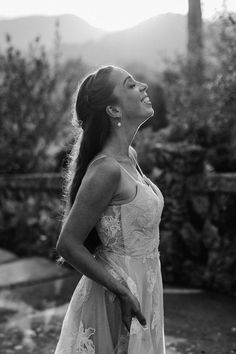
[54,155,166,354]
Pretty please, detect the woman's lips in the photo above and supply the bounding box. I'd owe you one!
[141,96,152,105]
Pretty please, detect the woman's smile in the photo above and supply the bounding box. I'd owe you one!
[141,95,152,105]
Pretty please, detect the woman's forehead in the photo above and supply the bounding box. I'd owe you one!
[110,67,133,86]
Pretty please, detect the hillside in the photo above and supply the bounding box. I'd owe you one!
[0,14,107,50]
[1,13,216,74]
[61,14,187,71]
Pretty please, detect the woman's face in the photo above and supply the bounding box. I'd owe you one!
[109,67,154,125]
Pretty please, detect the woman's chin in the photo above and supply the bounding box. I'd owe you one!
[146,107,154,118]
[141,106,154,117]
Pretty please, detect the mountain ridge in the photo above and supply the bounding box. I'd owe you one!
[0,14,107,50]
[0,13,197,74]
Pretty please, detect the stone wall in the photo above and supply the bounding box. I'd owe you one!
[0,145,236,295]
[0,173,63,259]
[152,142,236,296]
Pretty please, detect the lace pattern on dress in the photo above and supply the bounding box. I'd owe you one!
[96,206,122,249]
[147,267,157,293]
[151,303,163,345]
[142,239,160,264]
[76,321,95,354]
[73,276,92,310]
[127,276,139,300]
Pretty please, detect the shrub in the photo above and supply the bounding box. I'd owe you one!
[0,36,72,173]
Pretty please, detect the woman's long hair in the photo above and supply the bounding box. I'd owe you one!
[59,65,119,258]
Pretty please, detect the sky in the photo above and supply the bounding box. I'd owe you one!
[1,0,236,31]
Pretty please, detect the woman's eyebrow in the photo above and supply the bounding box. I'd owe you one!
[123,76,132,86]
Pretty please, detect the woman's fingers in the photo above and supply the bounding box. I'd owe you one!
[123,312,147,332]
[135,309,147,327]
[119,290,147,331]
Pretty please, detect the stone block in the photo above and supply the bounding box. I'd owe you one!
[0,257,72,289]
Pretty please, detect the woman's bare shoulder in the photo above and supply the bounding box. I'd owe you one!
[87,154,120,173]
[72,156,121,210]
[85,155,121,187]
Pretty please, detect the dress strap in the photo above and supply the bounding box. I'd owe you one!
[118,164,142,183]
[87,154,144,184]
[133,157,145,178]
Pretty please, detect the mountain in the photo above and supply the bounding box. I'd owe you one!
[0,14,107,50]
[60,14,187,73]
[0,13,189,74]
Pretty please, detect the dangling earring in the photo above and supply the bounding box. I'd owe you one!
[117,121,121,127]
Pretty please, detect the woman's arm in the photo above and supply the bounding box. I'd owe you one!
[56,157,126,295]
[56,156,146,331]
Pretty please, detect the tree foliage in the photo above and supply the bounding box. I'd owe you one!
[0,36,72,173]
[159,12,236,172]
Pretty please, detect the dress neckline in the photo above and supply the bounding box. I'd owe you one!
[118,163,148,186]
[109,179,152,206]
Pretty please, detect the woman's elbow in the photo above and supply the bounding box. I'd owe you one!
[56,233,83,259]
[56,235,69,258]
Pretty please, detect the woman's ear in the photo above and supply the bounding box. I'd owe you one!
[106,105,121,119]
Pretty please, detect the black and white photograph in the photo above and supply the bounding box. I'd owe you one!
[0,0,236,353]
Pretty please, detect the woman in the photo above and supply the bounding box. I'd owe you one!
[55,65,165,353]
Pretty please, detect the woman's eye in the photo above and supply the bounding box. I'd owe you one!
[129,83,136,88]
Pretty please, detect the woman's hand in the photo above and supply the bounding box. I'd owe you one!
[117,290,146,332]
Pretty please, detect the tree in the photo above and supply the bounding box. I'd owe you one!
[188,0,204,85]
[159,10,236,172]
[0,36,72,173]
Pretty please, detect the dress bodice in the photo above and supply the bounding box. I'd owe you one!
[90,155,165,258]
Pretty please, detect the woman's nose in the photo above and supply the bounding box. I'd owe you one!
[140,82,148,91]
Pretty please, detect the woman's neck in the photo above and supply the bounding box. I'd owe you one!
[102,127,137,159]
